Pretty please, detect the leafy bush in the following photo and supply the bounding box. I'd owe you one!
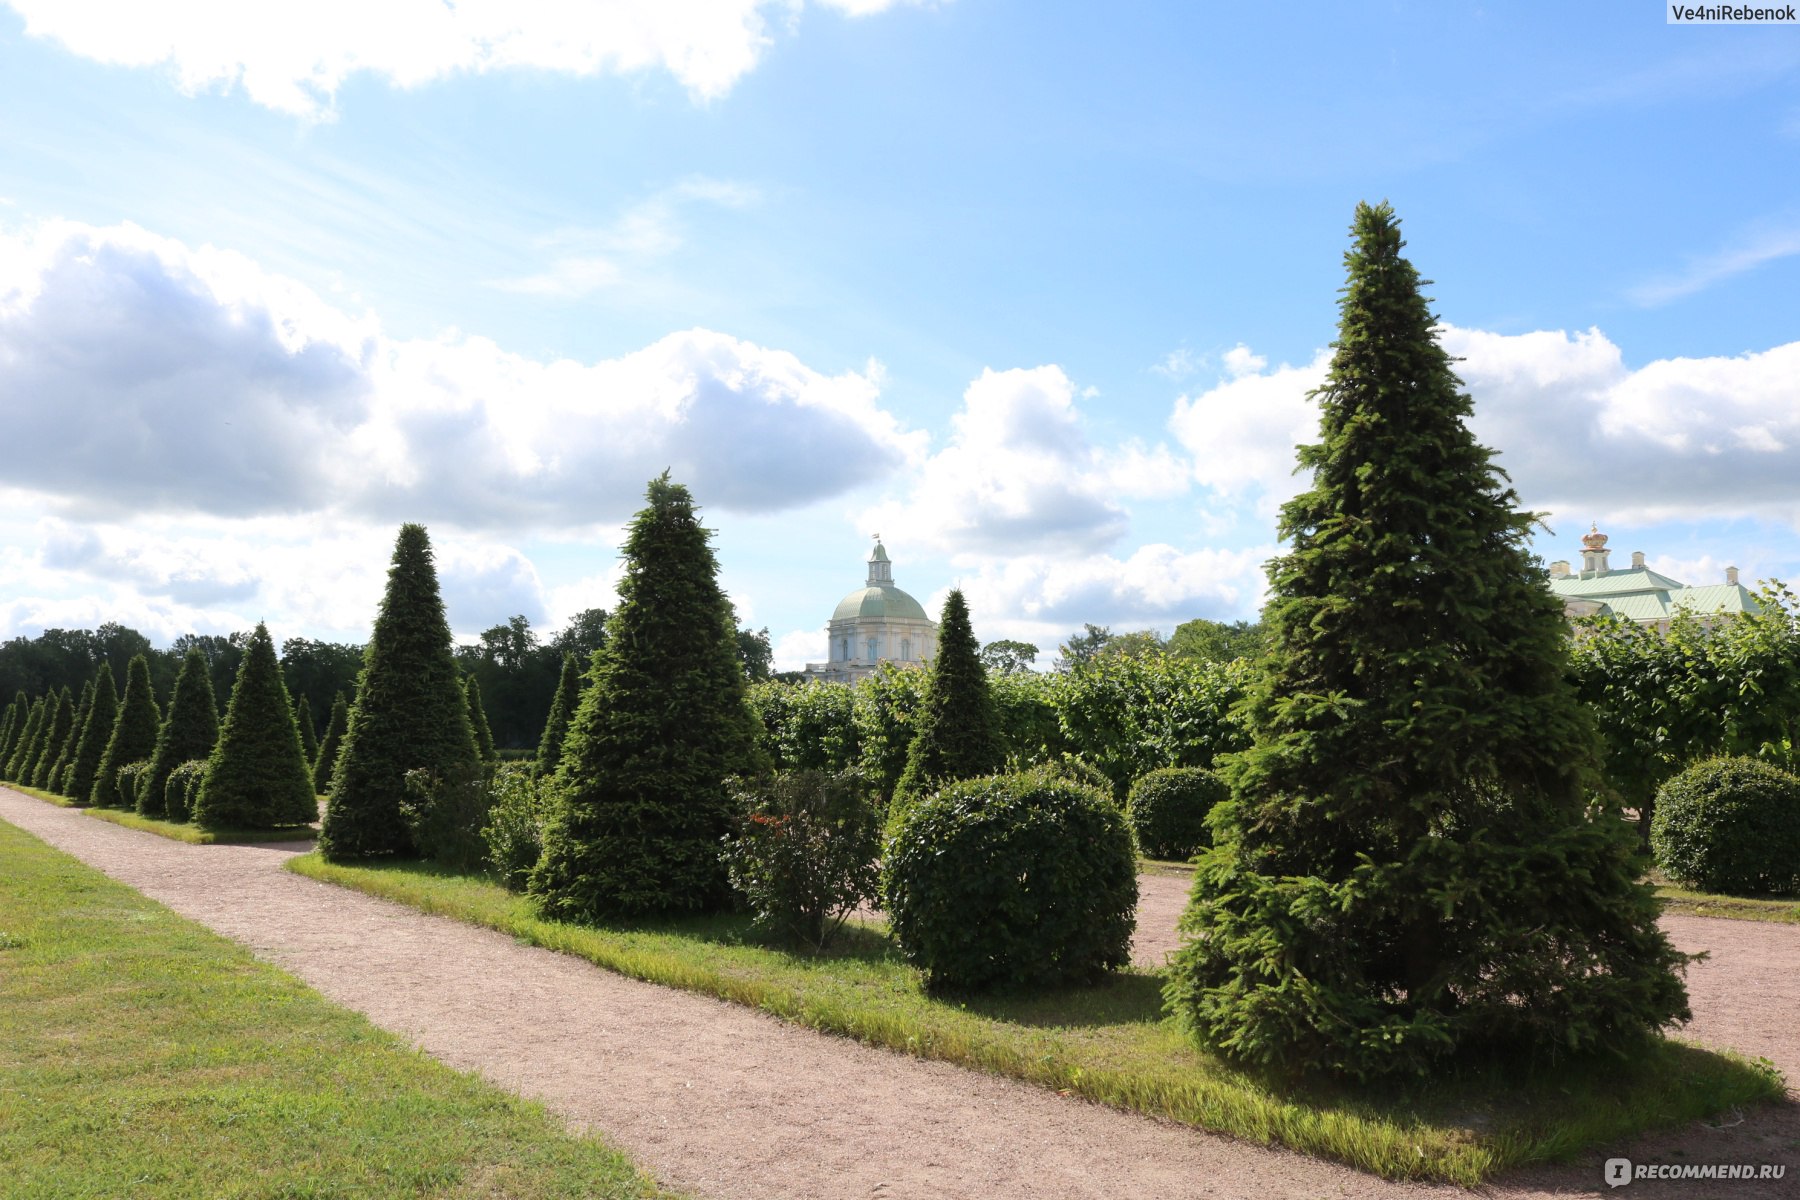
[1048,654,1251,801]
[165,759,209,823]
[402,764,493,872]
[1037,754,1111,797]
[747,679,860,773]
[1652,757,1800,896]
[723,770,881,952]
[882,770,1137,991]
[1127,767,1228,860]
[113,759,151,810]
[482,764,547,891]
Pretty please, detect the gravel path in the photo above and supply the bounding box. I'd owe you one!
[4,786,1795,1199]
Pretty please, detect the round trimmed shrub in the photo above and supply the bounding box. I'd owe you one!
[113,760,151,810]
[1651,757,1800,896]
[1126,767,1228,861]
[1040,754,1113,800]
[164,759,210,824]
[882,770,1137,991]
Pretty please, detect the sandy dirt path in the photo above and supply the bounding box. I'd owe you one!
[3,786,1794,1199]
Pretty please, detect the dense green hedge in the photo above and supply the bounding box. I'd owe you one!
[1652,757,1800,896]
[1126,766,1227,860]
[882,770,1137,991]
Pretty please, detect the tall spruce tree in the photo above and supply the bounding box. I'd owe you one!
[140,649,221,818]
[535,652,581,777]
[312,691,349,795]
[319,525,478,859]
[294,694,319,763]
[4,697,46,781]
[894,589,1003,805]
[194,623,317,828]
[529,474,766,919]
[48,680,93,797]
[1164,202,1689,1079]
[465,676,496,761]
[28,688,75,790]
[64,663,118,805]
[93,655,162,808]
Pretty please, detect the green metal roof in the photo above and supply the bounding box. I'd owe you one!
[832,585,930,623]
[1548,567,1688,598]
[1580,584,1760,623]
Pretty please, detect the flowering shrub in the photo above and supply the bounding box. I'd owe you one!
[722,770,881,952]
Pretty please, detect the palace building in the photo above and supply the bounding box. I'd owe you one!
[1547,526,1759,629]
[803,539,938,684]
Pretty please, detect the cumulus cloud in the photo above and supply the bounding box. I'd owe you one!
[0,220,924,531]
[1167,328,1800,531]
[3,0,936,116]
[861,365,1185,559]
[950,543,1275,649]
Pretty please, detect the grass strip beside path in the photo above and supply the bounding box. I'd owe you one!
[0,819,674,1200]
[1147,857,1800,926]
[288,853,1784,1187]
[82,804,318,844]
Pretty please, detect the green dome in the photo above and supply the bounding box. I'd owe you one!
[832,584,930,623]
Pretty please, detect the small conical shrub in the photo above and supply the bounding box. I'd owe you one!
[319,524,478,860]
[194,623,316,829]
[48,679,94,797]
[894,589,1003,806]
[64,664,118,806]
[530,474,766,919]
[312,692,348,795]
[3,697,45,781]
[141,649,221,818]
[465,676,496,761]
[28,688,75,790]
[295,694,319,764]
[535,652,581,777]
[93,655,162,808]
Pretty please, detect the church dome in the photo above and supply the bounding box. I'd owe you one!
[832,584,929,623]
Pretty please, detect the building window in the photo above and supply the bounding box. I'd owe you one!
[840,637,850,661]
[867,637,879,661]
[901,638,911,660]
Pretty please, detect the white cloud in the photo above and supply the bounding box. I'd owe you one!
[1151,346,1202,381]
[0,219,925,531]
[772,627,826,672]
[1168,350,1328,511]
[3,0,935,116]
[949,543,1275,650]
[862,365,1186,559]
[1165,326,1800,532]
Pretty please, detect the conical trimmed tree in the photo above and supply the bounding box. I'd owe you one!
[465,676,496,762]
[534,652,581,777]
[141,649,221,818]
[319,525,478,860]
[0,695,21,767]
[64,664,118,806]
[894,589,1003,806]
[295,694,319,764]
[312,691,348,795]
[93,655,162,808]
[48,679,94,796]
[28,688,75,790]
[4,696,46,781]
[529,474,767,919]
[194,623,316,829]
[1164,202,1689,1079]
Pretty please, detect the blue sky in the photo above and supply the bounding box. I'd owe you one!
[1,1,1797,669]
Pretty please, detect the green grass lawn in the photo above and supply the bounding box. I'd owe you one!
[0,819,675,1200]
[1144,855,1800,925]
[288,853,1785,1187]
[82,804,318,844]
